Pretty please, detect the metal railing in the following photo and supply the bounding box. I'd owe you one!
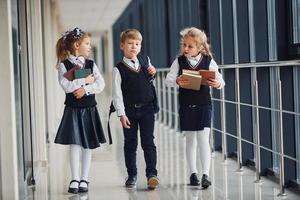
[154,60,300,196]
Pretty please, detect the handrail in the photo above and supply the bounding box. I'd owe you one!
[154,59,300,194]
[157,59,300,72]
[219,59,300,69]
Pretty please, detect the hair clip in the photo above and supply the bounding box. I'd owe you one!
[61,30,70,41]
[72,27,84,39]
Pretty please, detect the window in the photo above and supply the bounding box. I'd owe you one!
[292,0,300,44]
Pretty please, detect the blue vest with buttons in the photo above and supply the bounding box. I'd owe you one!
[115,55,154,107]
[63,59,97,108]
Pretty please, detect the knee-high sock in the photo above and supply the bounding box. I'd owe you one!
[70,144,81,188]
[80,148,92,187]
[185,131,198,174]
[197,128,211,176]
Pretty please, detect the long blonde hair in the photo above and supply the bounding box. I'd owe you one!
[56,27,89,66]
[180,27,212,57]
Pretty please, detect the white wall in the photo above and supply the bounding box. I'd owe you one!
[0,0,19,199]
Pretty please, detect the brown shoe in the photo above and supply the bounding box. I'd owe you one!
[147,176,159,190]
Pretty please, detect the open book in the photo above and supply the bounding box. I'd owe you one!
[181,69,202,91]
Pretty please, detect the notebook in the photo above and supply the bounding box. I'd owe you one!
[74,68,92,79]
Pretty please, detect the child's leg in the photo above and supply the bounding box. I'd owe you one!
[80,147,92,187]
[139,111,157,177]
[70,144,81,188]
[185,131,198,174]
[197,128,211,176]
[123,117,139,176]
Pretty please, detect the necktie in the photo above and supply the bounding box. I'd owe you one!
[131,60,136,69]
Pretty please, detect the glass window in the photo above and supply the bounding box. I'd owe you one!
[292,0,300,44]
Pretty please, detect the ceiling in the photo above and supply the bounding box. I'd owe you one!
[55,0,131,34]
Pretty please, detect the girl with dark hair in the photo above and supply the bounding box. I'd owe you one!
[55,27,106,194]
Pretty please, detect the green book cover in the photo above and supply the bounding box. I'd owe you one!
[74,68,92,79]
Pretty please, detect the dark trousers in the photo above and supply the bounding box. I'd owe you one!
[123,104,157,177]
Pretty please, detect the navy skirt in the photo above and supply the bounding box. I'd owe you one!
[179,105,212,131]
[55,106,106,149]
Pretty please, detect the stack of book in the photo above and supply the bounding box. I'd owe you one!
[181,69,202,91]
[63,65,92,81]
[180,69,216,91]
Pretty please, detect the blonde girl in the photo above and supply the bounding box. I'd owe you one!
[55,27,106,194]
[165,27,225,188]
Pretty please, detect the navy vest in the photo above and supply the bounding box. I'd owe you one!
[115,55,154,106]
[178,55,212,106]
[63,59,97,108]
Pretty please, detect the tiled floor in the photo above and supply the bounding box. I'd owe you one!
[26,91,300,200]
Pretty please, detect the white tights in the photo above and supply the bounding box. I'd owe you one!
[185,128,211,176]
[69,144,92,188]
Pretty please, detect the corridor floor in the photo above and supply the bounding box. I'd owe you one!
[26,121,300,200]
[26,89,300,200]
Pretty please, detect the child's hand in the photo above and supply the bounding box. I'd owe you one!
[206,79,221,88]
[176,75,190,86]
[120,115,131,128]
[85,74,95,84]
[148,66,156,76]
[73,88,86,99]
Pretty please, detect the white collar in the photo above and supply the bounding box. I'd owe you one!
[123,57,139,69]
[69,54,85,66]
[187,53,202,62]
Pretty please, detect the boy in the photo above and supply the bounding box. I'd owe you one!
[112,29,159,189]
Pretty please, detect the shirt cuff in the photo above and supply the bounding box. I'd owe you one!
[83,85,92,96]
[77,78,86,88]
[216,82,223,90]
[116,109,125,117]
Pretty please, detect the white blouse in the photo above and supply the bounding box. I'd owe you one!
[165,53,225,89]
[57,54,105,95]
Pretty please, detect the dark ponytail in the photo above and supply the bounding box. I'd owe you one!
[56,37,69,66]
[56,27,88,67]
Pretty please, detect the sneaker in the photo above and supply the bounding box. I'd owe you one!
[190,173,200,186]
[125,175,137,188]
[201,174,211,189]
[147,176,159,190]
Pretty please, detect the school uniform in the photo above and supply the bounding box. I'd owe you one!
[55,55,106,149]
[165,53,225,131]
[178,54,212,131]
[112,55,157,177]
[165,53,225,186]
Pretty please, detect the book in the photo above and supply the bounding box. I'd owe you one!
[181,70,202,91]
[74,68,92,79]
[199,70,215,85]
[63,65,80,81]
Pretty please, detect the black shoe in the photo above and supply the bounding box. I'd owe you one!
[78,180,89,193]
[125,175,137,188]
[201,174,211,189]
[189,173,200,186]
[147,175,159,190]
[68,180,79,194]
